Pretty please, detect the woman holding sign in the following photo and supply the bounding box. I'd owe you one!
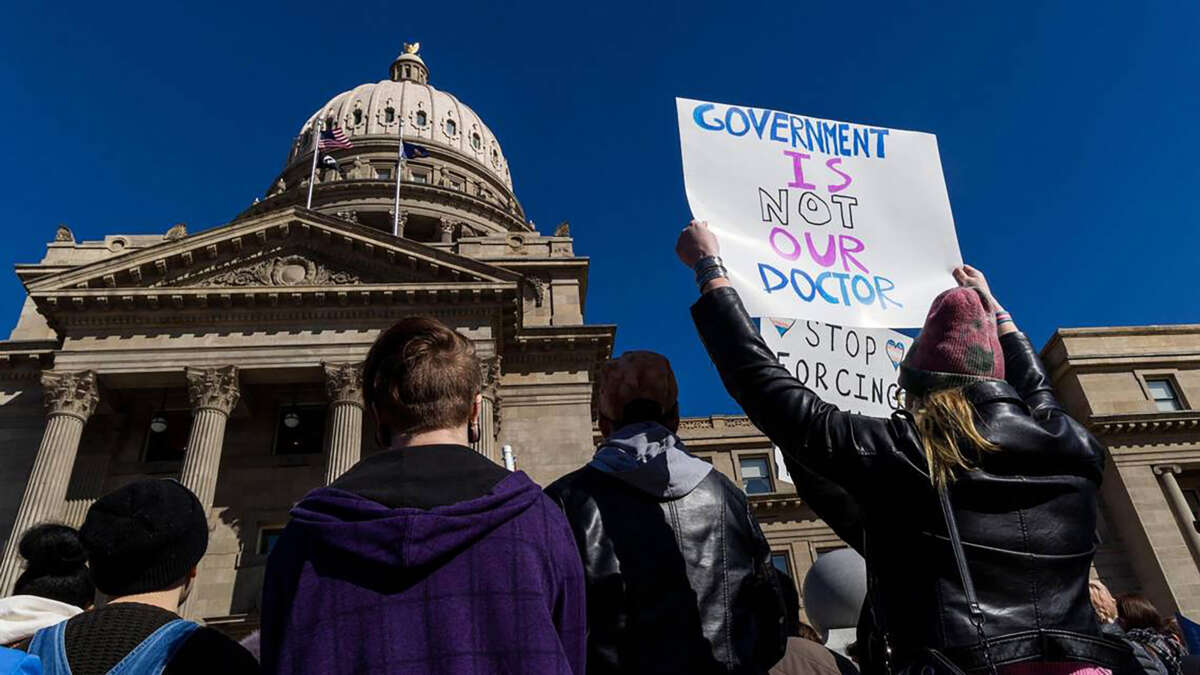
[677,221,1135,675]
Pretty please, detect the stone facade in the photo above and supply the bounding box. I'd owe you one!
[1042,325,1200,616]
[0,48,614,624]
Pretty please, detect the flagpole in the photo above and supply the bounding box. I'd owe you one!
[306,118,322,209]
[393,118,405,237]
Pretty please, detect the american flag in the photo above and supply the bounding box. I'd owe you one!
[318,127,353,150]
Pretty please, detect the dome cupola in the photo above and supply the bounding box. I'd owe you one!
[390,42,429,84]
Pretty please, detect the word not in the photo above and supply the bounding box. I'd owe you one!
[691,103,889,158]
[759,189,859,229]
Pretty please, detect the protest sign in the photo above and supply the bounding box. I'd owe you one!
[677,97,962,328]
[758,318,913,483]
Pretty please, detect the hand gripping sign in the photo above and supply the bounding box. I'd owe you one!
[677,97,963,328]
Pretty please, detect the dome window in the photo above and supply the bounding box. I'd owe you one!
[446,119,458,136]
[416,110,428,127]
[353,109,363,126]
[491,148,499,163]
[385,107,395,124]
[471,133,482,150]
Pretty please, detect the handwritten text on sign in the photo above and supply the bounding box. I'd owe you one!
[677,98,963,328]
[758,318,914,483]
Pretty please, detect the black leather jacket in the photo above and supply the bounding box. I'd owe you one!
[692,287,1130,672]
[546,466,787,674]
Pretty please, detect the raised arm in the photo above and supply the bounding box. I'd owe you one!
[677,221,887,494]
[952,265,1061,417]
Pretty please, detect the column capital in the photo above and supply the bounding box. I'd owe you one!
[1154,464,1185,476]
[40,370,99,421]
[479,354,501,394]
[323,362,364,407]
[185,366,241,415]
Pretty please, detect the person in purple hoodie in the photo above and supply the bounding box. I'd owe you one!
[259,316,587,675]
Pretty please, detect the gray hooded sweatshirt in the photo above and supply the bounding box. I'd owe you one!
[588,421,713,498]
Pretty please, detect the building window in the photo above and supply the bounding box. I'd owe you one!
[257,527,285,555]
[274,404,328,455]
[415,110,427,126]
[384,107,395,123]
[1147,378,1183,412]
[412,171,428,184]
[445,119,458,136]
[353,109,363,126]
[376,167,392,180]
[143,410,193,462]
[770,551,791,577]
[739,455,773,495]
[471,133,482,150]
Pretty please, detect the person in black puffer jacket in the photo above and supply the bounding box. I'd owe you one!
[676,220,1135,674]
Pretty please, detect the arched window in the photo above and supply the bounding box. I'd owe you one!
[416,110,427,126]
[385,107,395,123]
[471,133,482,150]
[492,148,499,163]
[446,119,457,136]
[353,109,363,126]
[325,116,334,130]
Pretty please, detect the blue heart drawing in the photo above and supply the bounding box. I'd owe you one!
[885,339,905,370]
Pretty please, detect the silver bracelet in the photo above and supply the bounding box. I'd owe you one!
[696,265,728,288]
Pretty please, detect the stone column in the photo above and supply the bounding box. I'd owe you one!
[472,356,500,462]
[388,210,407,238]
[179,366,240,510]
[0,371,99,594]
[1155,464,1200,569]
[439,218,455,243]
[323,362,364,484]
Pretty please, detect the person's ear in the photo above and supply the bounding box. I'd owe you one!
[472,393,482,426]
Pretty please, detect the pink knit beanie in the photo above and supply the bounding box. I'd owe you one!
[897,287,1004,395]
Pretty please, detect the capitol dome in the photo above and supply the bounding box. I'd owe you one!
[285,46,513,190]
[252,44,531,239]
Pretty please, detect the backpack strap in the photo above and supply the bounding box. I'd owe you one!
[26,620,71,675]
[937,485,997,675]
[108,619,201,675]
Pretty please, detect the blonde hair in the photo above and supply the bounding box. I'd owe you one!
[908,388,998,486]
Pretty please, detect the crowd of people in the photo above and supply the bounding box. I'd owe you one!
[0,220,1194,674]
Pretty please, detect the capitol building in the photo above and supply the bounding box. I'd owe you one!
[2,45,1199,633]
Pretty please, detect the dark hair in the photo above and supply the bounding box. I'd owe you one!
[13,523,94,609]
[799,622,824,644]
[613,399,681,430]
[363,316,481,437]
[1117,593,1166,632]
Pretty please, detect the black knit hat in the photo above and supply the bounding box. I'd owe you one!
[80,478,208,596]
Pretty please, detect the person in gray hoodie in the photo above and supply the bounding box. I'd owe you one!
[546,350,786,675]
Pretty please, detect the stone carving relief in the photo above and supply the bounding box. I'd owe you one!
[269,178,287,196]
[334,210,359,224]
[349,156,372,180]
[165,223,188,241]
[198,255,360,288]
[525,276,547,308]
[554,221,570,237]
[54,224,74,243]
[323,362,364,406]
[41,370,99,420]
[185,366,241,415]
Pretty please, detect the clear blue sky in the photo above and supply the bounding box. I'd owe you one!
[1,2,1197,415]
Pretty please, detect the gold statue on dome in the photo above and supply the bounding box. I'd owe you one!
[403,42,420,55]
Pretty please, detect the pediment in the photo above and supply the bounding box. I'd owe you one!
[26,207,522,295]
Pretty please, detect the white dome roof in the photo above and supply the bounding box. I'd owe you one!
[293,54,514,190]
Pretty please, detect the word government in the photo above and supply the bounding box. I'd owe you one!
[691,102,890,158]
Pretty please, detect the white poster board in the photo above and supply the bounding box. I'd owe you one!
[758,318,913,483]
[677,97,962,328]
